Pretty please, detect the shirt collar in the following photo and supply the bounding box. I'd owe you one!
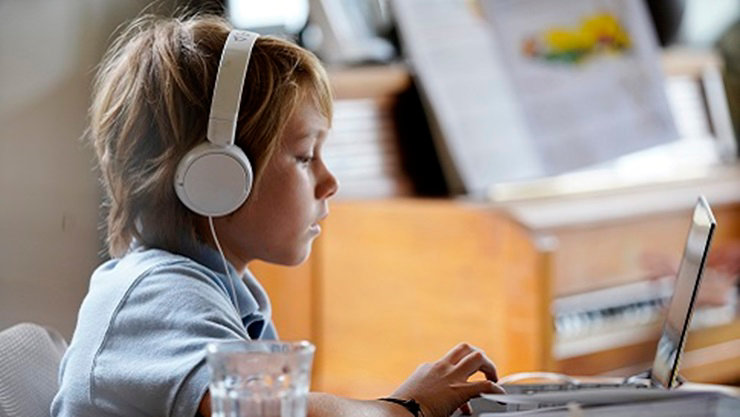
[132,239,272,336]
[181,241,271,321]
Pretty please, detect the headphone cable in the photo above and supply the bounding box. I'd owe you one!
[208,216,240,315]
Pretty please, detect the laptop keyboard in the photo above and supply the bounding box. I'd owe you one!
[504,382,639,393]
[493,383,651,412]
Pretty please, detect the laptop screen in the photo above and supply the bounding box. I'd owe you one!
[650,196,716,389]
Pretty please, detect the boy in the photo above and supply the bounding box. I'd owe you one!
[52,14,503,417]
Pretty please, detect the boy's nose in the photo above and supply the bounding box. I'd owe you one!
[317,166,339,199]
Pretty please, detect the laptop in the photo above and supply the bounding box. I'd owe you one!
[472,196,717,412]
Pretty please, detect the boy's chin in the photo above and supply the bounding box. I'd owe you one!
[274,245,313,267]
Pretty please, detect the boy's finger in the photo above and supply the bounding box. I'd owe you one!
[458,401,473,415]
[441,342,476,365]
[453,350,499,381]
[455,380,505,400]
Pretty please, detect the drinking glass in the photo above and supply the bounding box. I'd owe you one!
[207,340,315,417]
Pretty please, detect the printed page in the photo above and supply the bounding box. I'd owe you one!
[481,0,678,174]
[392,0,543,194]
[392,0,678,194]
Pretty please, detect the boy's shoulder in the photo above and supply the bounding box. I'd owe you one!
[81,246,236,334]
[91,246,224,292]
[53,248,245,417]
[98,246,210,275]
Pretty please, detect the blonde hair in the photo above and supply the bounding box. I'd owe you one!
[90,14,333,257]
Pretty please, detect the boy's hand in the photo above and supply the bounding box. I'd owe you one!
[389,343,504,417]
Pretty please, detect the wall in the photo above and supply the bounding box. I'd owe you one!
[0,0,175,339]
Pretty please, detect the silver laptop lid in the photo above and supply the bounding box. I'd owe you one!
[650,196,716,389]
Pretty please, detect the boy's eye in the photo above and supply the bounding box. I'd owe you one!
[296,155,314,164]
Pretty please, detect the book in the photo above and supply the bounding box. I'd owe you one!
[392,0,677,195]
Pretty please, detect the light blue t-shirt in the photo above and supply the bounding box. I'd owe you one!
[51,243,277,417]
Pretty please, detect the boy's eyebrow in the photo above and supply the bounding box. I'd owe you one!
[285,131,319,151]
[292,133,316,145]
[295,128,328,143]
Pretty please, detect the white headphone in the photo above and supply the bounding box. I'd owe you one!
[174,30,260,217]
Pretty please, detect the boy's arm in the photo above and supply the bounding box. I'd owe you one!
[198,391,409,417]
[308,393,415,417]
[197,343,503,417]
[198,391,425,417]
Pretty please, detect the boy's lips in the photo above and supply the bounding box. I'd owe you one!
[310,212,328,234]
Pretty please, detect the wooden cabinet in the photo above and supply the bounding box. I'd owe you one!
[254,199,546,396]
[252,57,740,396]
[253,168,740,397]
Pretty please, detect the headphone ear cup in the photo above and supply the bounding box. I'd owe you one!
[174,142,253,216]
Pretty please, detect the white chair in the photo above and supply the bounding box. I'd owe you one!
[0,323,67,417]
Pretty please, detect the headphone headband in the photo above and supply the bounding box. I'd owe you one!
[174,30,258,217]
[208,30,259,147]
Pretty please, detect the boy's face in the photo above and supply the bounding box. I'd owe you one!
[216,96,338,268]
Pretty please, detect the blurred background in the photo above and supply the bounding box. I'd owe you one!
[1,0,739,397]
